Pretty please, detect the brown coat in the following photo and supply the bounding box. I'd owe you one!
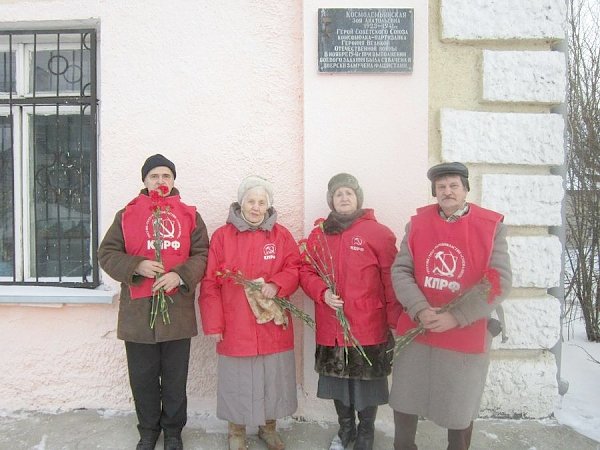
[98,188,209,343]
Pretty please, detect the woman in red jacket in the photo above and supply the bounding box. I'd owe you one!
[300,173,402,450]
[198,176,300,450]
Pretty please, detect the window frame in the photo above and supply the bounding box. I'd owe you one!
[0,29,100,289]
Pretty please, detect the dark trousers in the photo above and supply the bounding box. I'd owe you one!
[393,411,474,450]
[125,339,191,438]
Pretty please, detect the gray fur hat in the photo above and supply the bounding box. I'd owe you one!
[426,162,470,196]
[237,175,274,207]
[326,173,364,210]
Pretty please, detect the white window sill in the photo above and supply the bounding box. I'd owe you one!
[0,285,118,305]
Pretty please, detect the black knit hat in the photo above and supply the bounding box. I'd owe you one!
[427,162,469,196]
[141,154,176,181]
[326,173,364,210]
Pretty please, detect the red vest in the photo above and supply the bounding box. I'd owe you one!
[122,193,196,299]
[396,204,502,353]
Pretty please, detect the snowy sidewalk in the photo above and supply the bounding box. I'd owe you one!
[1,409,598,450]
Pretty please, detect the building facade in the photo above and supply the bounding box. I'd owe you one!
[0,0,566,424]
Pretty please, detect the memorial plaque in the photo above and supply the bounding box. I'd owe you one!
[318,8,414,73]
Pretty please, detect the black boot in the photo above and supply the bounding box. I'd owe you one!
[393,411,418,450]
[354,406,377,450]
[136,430,160,450]
[333,400,356,448]
[163,429,183,450]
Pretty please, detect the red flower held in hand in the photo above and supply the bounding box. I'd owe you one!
[484,268,502,303]
[147,184,174,329]
[150,189,161,202]
[314,218,326,227]
[150,186,172,212]
[298,239,308,254]
[214,266,316,328]
[299,220,372,366]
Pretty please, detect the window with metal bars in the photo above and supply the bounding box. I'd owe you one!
[0,29,99,287]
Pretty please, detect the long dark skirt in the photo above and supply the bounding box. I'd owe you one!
[317,375,389,412]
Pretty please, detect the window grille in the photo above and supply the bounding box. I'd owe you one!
[0,29,99,287]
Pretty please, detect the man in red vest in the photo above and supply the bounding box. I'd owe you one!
[99,154,209,450]
[389,162,512,450]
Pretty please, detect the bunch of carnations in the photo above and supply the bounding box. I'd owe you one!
[391,268,503,355]
[215,266,316,329]
[149,184,173,329]
[299,218,372,366]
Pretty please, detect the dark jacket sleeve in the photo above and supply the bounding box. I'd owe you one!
[98,210,146,286]
[170,212,209,294]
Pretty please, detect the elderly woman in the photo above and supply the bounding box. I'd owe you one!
[300,173,402,450]
[198,176,300,450]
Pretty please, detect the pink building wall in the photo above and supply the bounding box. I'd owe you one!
[0,0,428,423]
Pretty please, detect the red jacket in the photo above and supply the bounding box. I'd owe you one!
[198,221,301,357]
[300,210,402,347]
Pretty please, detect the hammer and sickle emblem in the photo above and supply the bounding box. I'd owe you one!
[432,251,457,277]
[159,218,176,239]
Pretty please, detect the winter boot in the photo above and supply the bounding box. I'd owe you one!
[228,422,246,450]
[330,400,356,449]
[136,430,160,450]
[393,411,418,450]
[163,429,184,450]
[258,419,285,450]
[354,406,377,450]
[447,422,473,450]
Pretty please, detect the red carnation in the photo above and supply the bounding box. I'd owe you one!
[298,239,309,254]
[150,190,161,201]
[485,268,502,303]
[313,218,326,227]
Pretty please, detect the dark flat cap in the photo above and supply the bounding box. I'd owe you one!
[427,162,469,181]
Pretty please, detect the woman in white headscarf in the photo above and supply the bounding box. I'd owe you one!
[198,176,300,450]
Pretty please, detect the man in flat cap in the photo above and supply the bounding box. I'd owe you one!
[389,162,512,450]
[99,154,209,450]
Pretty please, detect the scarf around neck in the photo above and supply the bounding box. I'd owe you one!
[322,209,365,234]
[227,202,277,232]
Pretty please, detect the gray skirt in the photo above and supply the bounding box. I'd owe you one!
[389,341,490,430]
[217,350,298,427]
[317,375,389,412]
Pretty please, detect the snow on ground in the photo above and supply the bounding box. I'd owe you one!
[554,318,600,443]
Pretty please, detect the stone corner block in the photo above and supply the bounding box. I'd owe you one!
[481,351,558,418]
[481,174,564,226]
[507,236,562,288]
[441,0,566,41]
[483,51,566,104]
[491,295,562,351]
[441,109,564,165]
